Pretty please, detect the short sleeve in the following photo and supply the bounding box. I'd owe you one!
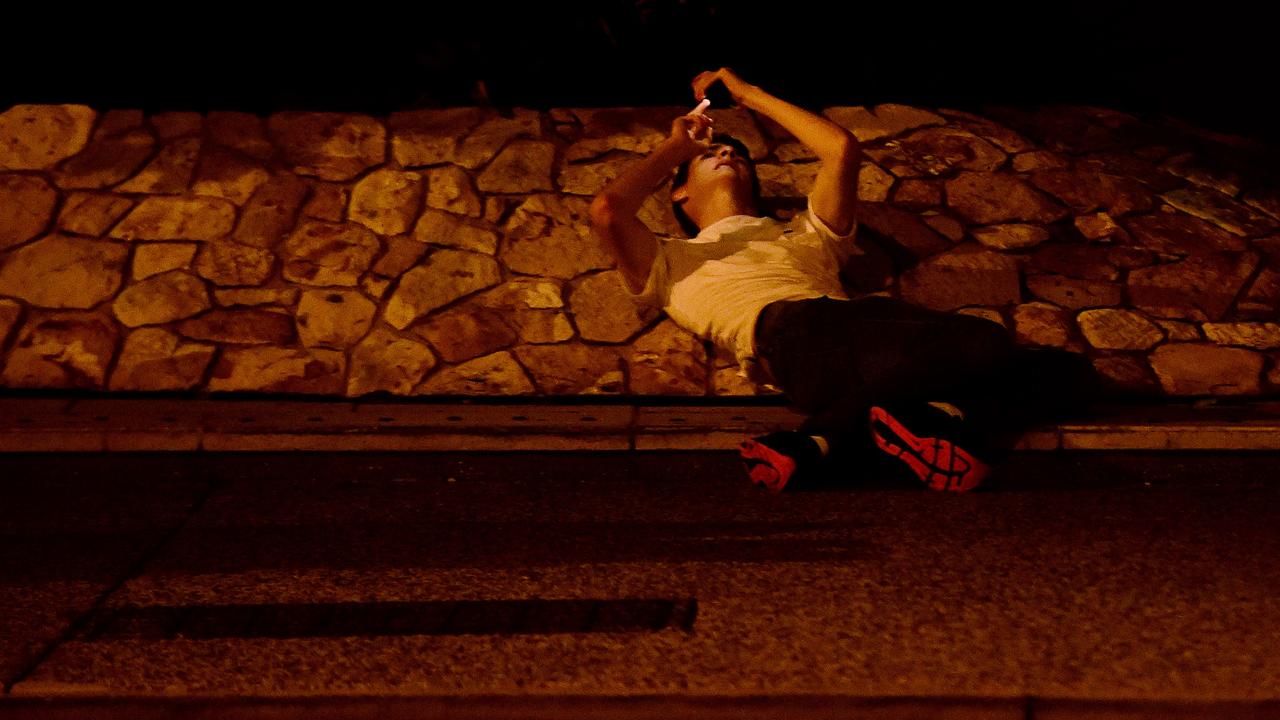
[622,243,668,308]
[805,194,858,242]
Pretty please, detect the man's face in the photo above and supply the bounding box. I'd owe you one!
[684,142,754,199]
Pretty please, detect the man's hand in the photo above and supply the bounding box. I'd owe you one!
[693,67,860,238]
[691,67,758,107]
[668,112,715,160]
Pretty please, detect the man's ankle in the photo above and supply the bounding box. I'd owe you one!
[926,401,965,420]
[810,435,830,457]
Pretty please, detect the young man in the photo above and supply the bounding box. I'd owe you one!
[589,68,1093,493]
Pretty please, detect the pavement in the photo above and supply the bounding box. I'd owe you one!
[4,395,1280,453]
[2,395,1280,718]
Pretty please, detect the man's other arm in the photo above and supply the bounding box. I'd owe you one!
[706,68,860,236]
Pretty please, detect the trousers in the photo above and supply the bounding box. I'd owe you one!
[753,295,1098,462]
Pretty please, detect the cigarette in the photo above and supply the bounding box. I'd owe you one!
[689,98,711,116]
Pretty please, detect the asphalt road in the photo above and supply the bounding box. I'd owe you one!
[0,450,1278,715]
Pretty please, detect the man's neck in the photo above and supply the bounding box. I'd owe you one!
[690,192,758,232]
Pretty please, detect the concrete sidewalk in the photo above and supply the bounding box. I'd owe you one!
[2,395,1280,453]
[3,451,1280,718]
[3,694,1280,719]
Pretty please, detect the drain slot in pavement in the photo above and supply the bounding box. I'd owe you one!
[82,598,697,640]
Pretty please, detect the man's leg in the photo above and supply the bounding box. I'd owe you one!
[868,344,1102,490]
[760,296,1026,490]
[945,344,1102,441]
[842,298,1022,489]
[742,297,870,491]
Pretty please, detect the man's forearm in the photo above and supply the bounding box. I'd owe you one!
[739,84,857,161]
[593,138,691,218]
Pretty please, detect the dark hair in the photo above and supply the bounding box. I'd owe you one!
[670,133,769,238]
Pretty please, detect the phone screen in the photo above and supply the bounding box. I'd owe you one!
[703,82,735,109]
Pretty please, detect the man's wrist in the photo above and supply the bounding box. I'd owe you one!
[737,83,768,111]
[659,136,699,163]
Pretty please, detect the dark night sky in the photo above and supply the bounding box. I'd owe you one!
[3,2,1274,144]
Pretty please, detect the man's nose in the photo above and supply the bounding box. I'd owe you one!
[717,147,740,163]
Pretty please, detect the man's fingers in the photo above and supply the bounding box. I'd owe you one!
[685,115,712,130]
[691,70,717,100]
[693,68,723,86]
[677,110,713,143]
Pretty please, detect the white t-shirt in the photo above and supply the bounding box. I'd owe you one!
[625,194,858,390]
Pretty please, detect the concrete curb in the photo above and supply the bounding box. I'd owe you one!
[3,397,1280,452]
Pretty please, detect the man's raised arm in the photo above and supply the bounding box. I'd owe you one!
[693,68,860,237]
[589,113,712,293]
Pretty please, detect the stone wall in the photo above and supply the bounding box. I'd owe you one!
[1,102,1278,399]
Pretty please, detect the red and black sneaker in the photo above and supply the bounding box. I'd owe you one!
[738,431,823,493]
[868,404,990,492]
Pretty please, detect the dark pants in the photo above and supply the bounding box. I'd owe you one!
[754,296,1098,465]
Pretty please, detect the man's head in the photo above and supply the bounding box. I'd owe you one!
[670,133,764,238]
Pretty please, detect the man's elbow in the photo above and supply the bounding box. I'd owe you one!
[835,131,861,164]
[589,194,620,227]
[816,131,860,168]
[588,196,623,256]
[589,193,611,214]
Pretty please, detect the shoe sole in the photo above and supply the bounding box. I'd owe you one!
[868,406,989,492]
[738,438,796,493]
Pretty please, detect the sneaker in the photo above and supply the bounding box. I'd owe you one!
[868,404,990,492]
[738,431,822,493]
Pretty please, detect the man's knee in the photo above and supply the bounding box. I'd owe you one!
[951,315,1014,367]
[997,346,1099,410]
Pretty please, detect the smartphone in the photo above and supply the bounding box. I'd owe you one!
[702,82,735,110]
